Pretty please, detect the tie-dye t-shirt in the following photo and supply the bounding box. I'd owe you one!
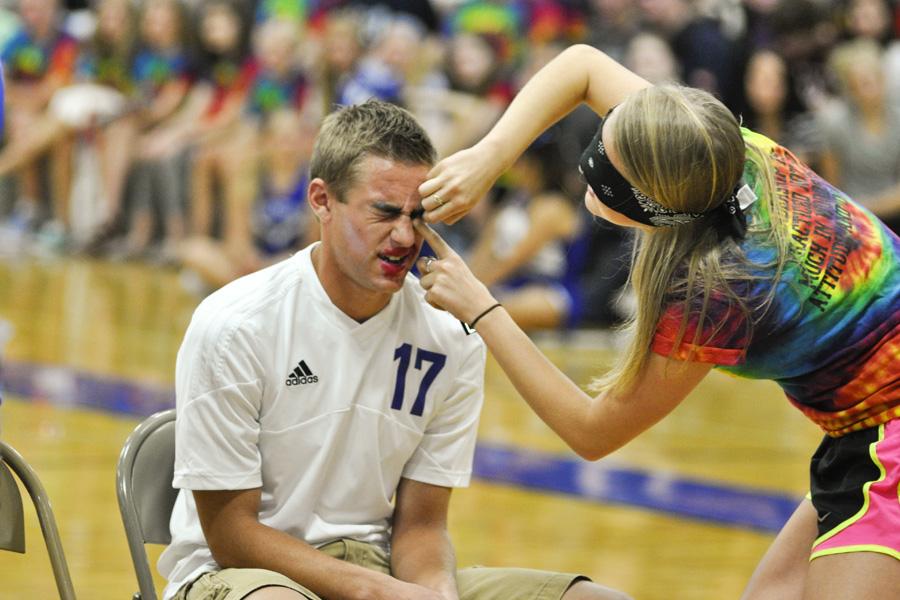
[131,48,192,98]
[652,129,900,437]
[246,67,308,117]
[1,28,77,83]
[201,57,258,118]
[77,50,134,94]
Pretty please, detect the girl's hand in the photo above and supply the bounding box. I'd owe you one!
[418,140,506,225]
[414,221,498,324]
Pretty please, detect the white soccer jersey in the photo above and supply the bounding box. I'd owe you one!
[158,244,486,599]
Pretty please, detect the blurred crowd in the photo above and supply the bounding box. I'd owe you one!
[0,0,898,330]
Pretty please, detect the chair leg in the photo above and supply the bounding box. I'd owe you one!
[1,442,77,599]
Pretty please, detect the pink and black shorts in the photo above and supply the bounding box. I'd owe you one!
[810,418,900,560]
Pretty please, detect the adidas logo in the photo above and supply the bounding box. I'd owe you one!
[285,360,318,386]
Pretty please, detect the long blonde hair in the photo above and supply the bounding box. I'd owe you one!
[591,85,788,395]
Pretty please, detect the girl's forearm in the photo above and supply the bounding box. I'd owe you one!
[473,307,602,458]
[479,45,650,173]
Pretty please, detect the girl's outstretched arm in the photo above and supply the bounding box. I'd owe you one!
[420,45,650,224]
[415,222,710,460]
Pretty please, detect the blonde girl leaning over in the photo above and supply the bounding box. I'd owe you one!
[414,44,900,600]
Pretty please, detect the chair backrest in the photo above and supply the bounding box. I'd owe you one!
[0,459,25,553]
[116,409,178,600]
[0,441,76,599]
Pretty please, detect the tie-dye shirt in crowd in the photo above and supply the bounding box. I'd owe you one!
[1,27,77,83]
[246,67,308,117]
[652,129,900,437]
[77,49,134,95]
[201,57,257,119]
[131,48,192,99]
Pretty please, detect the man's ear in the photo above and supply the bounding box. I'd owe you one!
[307,178,332,223]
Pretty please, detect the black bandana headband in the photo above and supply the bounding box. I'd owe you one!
[578,112,758,239]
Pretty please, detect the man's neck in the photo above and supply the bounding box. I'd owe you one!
[310,245,392,323]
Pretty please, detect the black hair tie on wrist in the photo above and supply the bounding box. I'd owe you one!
[470,303,502,330]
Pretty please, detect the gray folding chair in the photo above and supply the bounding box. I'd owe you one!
[0,440,76,599]
[116,409,178,600]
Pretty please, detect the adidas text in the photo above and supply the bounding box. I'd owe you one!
[286,360,317,386]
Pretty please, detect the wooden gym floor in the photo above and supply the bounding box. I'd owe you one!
[0,256,823,599]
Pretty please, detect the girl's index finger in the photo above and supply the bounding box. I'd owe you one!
[413,220,453,258]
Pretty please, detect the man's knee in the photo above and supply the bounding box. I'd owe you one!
[562,579,633,600]
[243,586,309,599]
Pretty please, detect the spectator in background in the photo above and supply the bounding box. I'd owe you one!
[181,19,315,268]
[423,30,512,253]
[0,0,137,250]
[583,0,642,63]
[89,0,195,260]
[336,15,425,106]
[622,30,678,85]
[448,0,522,67]
[637,0,742,109]
[185,0,256,242]
[255,0,314,24]
[245,19,308,119]
[768,0,838,112]
[819,38,900,233]
[444,31,512,105]
[840,0,896,44]
[345,0,442,34]
[176,16,314,283]
[466,134,583,331]
[407,28,504,158]
[739,0,781,52]
[311,9,364,113]
[179,108,318,291]
[837,0,900,100]
[1,0,78,234]
[116,0,249,260]
[71,0,138,241]
[741,48,820,165]
[524,40,634,329]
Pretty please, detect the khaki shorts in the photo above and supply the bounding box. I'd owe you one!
[175,539,585,600]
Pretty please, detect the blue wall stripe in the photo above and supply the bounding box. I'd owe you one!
[473,444,797,532]
[1,359,796,532]
[1,360,175,416]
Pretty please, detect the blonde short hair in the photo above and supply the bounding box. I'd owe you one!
[310,100,436,201]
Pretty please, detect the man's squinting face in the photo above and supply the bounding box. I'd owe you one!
[327,155,429,300]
